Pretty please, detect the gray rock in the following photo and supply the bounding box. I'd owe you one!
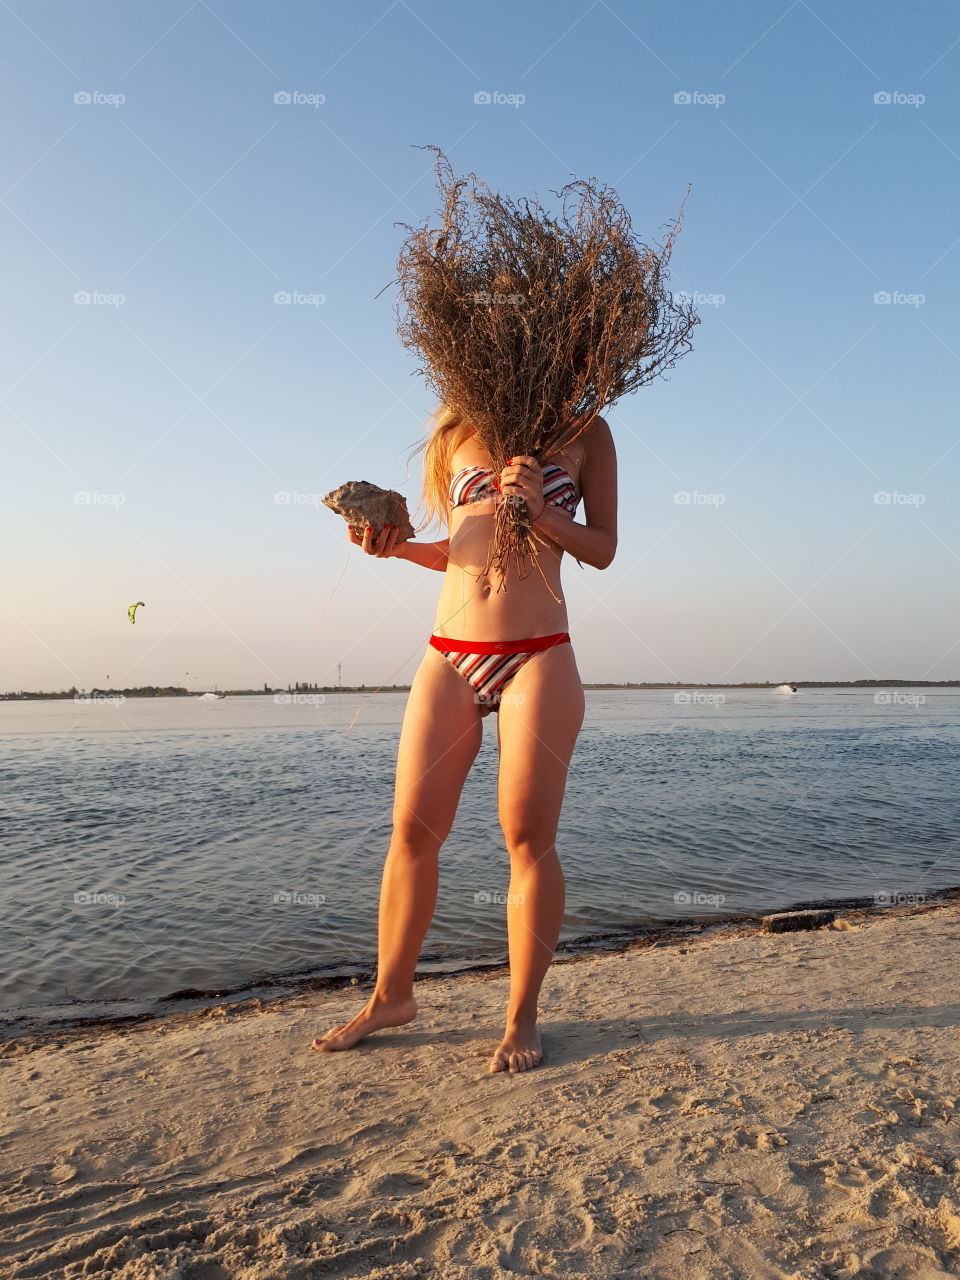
[761,909,837,933]
[322,481,415,542]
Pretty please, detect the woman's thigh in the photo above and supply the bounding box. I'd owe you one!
[495,642,585,849]
[391,644,485,850]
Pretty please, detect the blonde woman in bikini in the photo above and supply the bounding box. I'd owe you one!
[312,406,618,1072]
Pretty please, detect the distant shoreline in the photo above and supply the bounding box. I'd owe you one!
[2,679,959,701]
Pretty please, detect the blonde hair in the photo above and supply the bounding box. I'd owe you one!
[407,404,475,537]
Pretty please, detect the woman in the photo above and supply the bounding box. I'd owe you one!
[311,405,618,1072]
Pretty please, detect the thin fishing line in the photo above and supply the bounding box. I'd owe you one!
[314,543,352,631]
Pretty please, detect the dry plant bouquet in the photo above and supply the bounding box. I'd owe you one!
[393,146,701,588]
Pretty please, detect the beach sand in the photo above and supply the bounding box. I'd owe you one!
[3,899,960,1279]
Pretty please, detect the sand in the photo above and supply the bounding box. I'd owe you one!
[2,899,960,1279]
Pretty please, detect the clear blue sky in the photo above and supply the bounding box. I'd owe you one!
[2,0,958,690]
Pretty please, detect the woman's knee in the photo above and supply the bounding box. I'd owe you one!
[500,824,559,865]
[389,810,447,859]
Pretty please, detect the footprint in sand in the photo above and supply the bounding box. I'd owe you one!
[648,1089,683,1111]
[368,1171,431,1196]
[288,1166,351,1203]
[724,1125,788,1151]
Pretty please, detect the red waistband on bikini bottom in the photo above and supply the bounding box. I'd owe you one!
[428,631,571,656]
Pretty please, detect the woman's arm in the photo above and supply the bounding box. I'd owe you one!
[394,538,449,571]
[531,506,614,569]
[348,522,449,571]
[531,417,618,569]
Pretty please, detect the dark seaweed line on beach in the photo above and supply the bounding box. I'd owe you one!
[3,885,959,1054]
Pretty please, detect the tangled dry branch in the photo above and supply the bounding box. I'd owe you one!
[394,146,700,585]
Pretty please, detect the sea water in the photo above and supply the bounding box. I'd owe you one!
[1,688,957,1026]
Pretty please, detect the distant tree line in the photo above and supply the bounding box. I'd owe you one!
[2,678,958,701]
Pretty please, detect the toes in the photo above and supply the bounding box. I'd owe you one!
[503,1048,541,1072]
[490,1040,542,1073]
[320,1024,346,1040]
[312,1028,347,1051]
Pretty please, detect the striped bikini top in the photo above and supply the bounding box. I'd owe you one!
[448,462,580,515]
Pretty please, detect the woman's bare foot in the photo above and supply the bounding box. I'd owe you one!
[489,1018,543,1073]
[311,992,417,1052]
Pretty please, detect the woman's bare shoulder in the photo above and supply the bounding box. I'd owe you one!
[583,414,614,455]
[449,435,491,473]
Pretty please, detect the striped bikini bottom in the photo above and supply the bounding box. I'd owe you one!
[428,632,571,714]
